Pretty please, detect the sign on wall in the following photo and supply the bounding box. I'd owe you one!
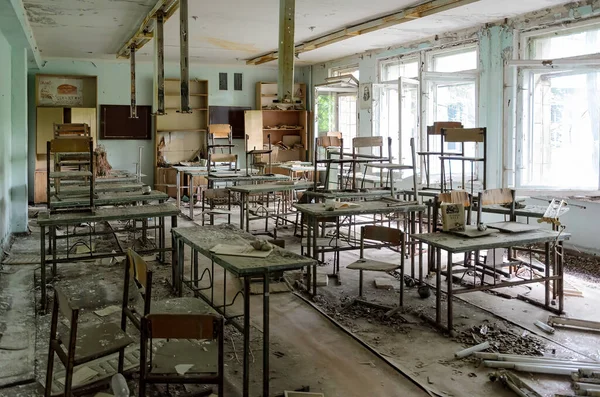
[359,83,372,109]
[38,76,84,107]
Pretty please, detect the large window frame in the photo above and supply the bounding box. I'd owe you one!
[376,44,480,182]
[511,21,600,190]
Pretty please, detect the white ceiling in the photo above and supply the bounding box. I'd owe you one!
[25,0,572,65]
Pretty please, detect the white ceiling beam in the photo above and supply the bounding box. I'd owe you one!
[116,0,178,59]
[246,0,480,65]
[0,0,42,68]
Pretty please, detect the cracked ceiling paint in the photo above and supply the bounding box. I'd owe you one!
[24,0,574,64]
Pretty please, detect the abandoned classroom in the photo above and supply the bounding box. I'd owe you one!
[1,0,600,396]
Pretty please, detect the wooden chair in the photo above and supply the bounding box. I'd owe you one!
[346,226,406,305]
[314,135,343,190]
[139,313,224,397]
[349,136,387,190]
[46,288,134,397]
[418,121,463,191]
[118,250,217,372]
[207,153,238,174]
[477,188,516,224]
[440,127,487,194]
[200,188,232,225]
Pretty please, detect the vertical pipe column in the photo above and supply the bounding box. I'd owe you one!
[277,0,295,102]
[156,10,165,115]
[130,45,137,118]
[179,0,191,113]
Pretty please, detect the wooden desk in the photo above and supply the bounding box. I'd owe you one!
[172,224,315,397]
[411,229,570,332]
[37,203,179,310]
[293,200,426,295]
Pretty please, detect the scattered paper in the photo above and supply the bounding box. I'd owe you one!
[210,244,272,258]
[94,305,121,317]
[175,364,194,375]
[75,243,96,254]
[57,366,98,386]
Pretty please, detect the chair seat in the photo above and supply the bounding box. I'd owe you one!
[62,322,134,365]
[150,340,218,375]
[301,238,345,248]
[151,297,218,315]
[346,259,399,272]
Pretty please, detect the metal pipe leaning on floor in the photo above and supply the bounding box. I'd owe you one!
[455,341,490,358]
[548,316,600,332]
[534,320,556,334]
[483,362,579,376]
[476,352,600,367]
[580,369,600,379]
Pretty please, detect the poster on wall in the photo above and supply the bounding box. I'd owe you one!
[359,83,372,109]
[38,76,84,106]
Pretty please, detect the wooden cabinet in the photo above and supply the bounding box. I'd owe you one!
[154,79,209,197]
[245,109,308,163]
[36,107,63,154]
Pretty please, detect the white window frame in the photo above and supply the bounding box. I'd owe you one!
[378,54,420,83]
[511,20,600,190]
[426,44,479,73]
[329,64,360,78]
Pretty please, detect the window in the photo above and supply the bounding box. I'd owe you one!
[380,57,419,82]
[429,47,478,72]
[330,65,360,80]
[515,24,600,189]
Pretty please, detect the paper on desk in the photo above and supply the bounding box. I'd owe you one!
[334,202,360,209]
[210,244,272,258]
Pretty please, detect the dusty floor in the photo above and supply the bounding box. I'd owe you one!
[0,199,599,397]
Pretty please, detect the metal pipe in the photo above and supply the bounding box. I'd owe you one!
[277,0,295,102]
[484,361,600,375]
[130,45,137,118]
[156,10,165,115]
[455,341,490,359]
[179,0,190,113]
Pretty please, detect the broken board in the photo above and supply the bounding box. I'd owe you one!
[452,225,497,238]
[487,222,540,233]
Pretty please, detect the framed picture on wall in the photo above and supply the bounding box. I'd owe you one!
[100,105,152,139]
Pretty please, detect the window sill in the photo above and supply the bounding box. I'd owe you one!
[519,189,600,204]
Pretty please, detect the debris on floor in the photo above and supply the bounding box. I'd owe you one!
[454,324,546,356]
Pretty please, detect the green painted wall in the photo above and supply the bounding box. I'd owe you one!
[11,46,28,233]
[0,28,13,246]
[27,59,280,198]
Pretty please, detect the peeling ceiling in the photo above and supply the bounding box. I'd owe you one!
[25,0,574,65]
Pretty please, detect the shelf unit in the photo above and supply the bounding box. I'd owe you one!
[256,82,306,110]
[154,78,208,197]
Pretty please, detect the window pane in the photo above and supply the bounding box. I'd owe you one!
[432,49,477,72]
[521,71,600,189]
[530,28,600,59]
[381,61,418,82]
[316,94,336,134]
[338,95,357,143]
[331,67,359,80]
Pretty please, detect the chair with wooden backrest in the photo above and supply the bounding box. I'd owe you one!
[477,188,516,225]
[139,313,224,397]
[46,288,133,397]
[54,123,91,138]
[314,135,344,190]
[46,137,95,212]
[346,226,406,305]
[118,250,217,373]
[200,188,232,225]
[349,136,386,190]
[418,121,463,191]
[207,153,238,174]
[440,127,487,194]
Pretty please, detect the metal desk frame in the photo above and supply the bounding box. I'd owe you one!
[171,225,315,397]
[411,229,570,332]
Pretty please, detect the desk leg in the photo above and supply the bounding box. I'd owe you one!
[410,212,415,279]
[544,242,550,308]
[243,277,251,397]
[178,239,185,297]
[245,192,250,232]
[189,176,195,220]
[558,241,564,314]
[418,211,423,283]
[176,170,181,209]
[312,216,318,296]
[447,251,453,333]
[306,215,312,293]
[263,271,270,397]
[239,192,245,230]
[436,248,441,325]
[41,225,47,312]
